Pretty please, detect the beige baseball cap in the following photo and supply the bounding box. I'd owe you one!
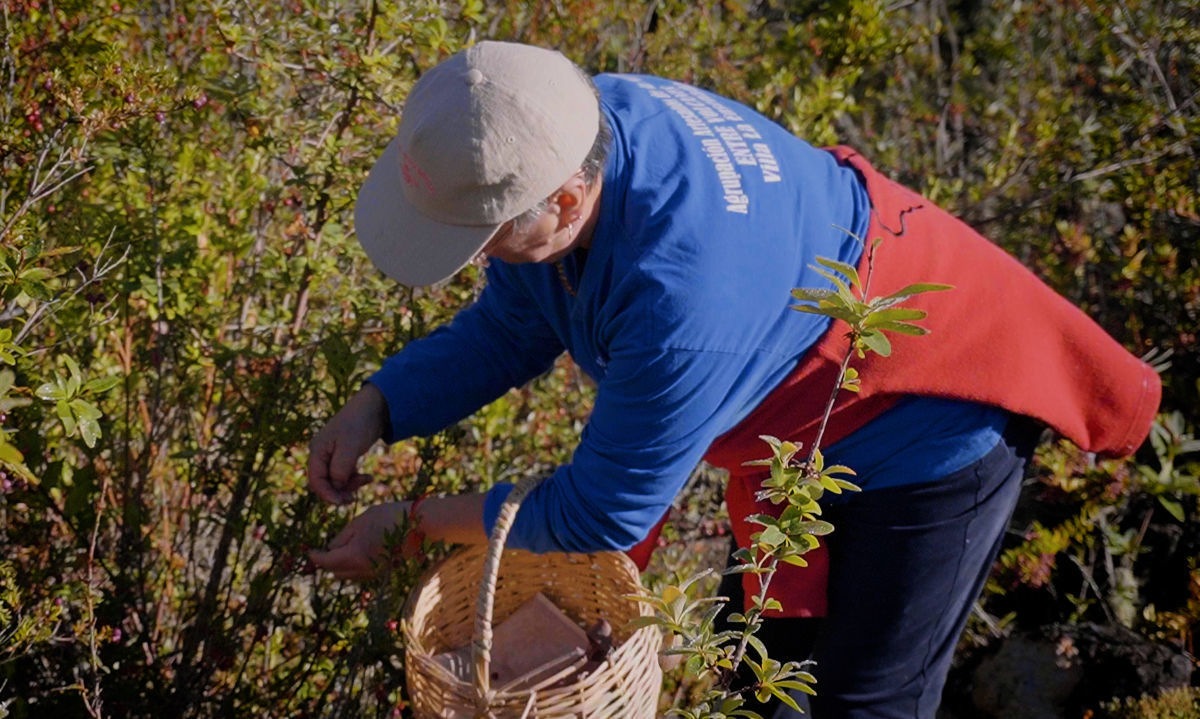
[354,41,600,286]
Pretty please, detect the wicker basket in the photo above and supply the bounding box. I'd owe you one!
[403,475,663,718]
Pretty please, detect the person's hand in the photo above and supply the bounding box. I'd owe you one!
[308,501,411,581]
[308,384,389,504]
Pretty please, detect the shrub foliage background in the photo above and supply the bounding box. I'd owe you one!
[0,0,1196,717]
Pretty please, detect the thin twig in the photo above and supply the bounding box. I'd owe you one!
[1068,142,1189,183]
[13,229,127,345]
[82,456,111,719]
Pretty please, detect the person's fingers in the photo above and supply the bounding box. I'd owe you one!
[326,525,356,551]
[306,436,341,504]
[328,441,360,492]
[340,473,372,499]
[308,543,369,579]
[327,473,370,506]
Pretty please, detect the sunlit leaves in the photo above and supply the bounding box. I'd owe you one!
[791,249,952,360]
[1134,412,1200,523]
[34,357,120,449]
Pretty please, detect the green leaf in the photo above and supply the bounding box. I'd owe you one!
[63,355,82,393]
[819,474,844,493]
[38,245,81,258]
[625,615,666,631]
[791,302,859,324]
[17,267,53,282]
[84,376,122,394]
[36,382,63,401]
[678,568,716,595]
[662,585,685,605]
[747,514,778,528]
[768,685,803,712]
[57,400,76,436]
[777,679,818,695]
[815,256,861,291]
[18,280,53,301]
[880,282,954,302]
[811,266,851,297]
[791,287,836,302]
[719,696,747,716]
[0,439,24,465]
[763,598,783,612]
[796,520,835,536]
[779,554,809,567]
[863,307,927,327]
[834,478,863,492]
[1158,496,1185,522]
[746,634,768,662]
[756,525,786,547]
[70,399,102,421]
[859,330,892,357]
[79,416,101,448]
[874,321,930,336]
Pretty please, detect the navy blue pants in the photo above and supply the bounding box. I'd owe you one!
[715,419,1038,718]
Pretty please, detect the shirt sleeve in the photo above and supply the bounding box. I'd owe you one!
[483,343,756,552]
[368,268,566,442]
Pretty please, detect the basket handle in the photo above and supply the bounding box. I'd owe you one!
[471,473,544,713]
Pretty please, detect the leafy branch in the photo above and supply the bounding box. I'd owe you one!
[636,234,952,717]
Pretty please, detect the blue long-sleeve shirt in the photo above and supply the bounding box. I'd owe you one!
[369,74,1006,553]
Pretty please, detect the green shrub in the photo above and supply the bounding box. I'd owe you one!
[1103,686,1200,719]
[1,1,1195,717]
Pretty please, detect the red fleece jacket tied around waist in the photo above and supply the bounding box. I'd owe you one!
[627,147,1161,618]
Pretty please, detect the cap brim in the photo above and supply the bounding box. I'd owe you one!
[354,134,499,286]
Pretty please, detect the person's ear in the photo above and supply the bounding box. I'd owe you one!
[553,174,587,228]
